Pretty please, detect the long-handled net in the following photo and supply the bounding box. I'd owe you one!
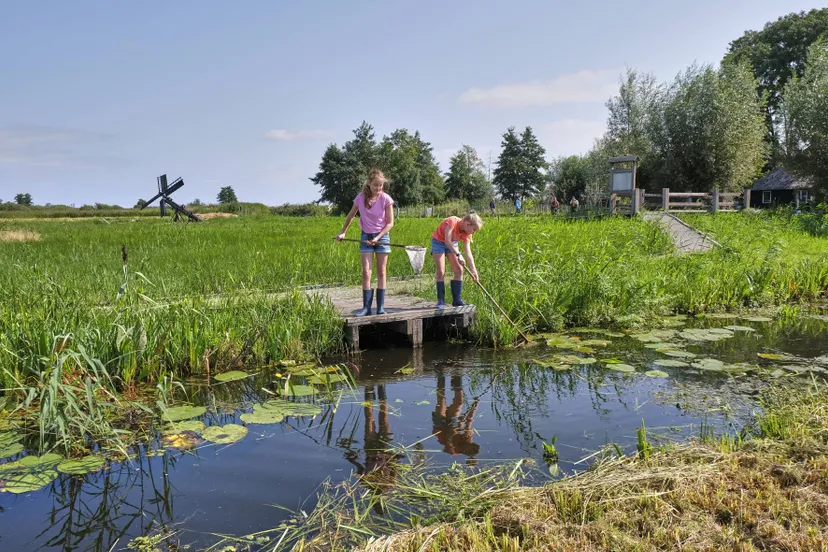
[404,246,427,274]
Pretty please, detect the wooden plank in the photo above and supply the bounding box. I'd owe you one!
[669,193,710,198]
[669,202,709,207]
[344,304,475,327]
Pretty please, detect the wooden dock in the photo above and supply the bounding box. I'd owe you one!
[307,287,475,351]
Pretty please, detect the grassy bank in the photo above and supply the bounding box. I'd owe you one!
[4,212,828,388]
[216,382,827,551]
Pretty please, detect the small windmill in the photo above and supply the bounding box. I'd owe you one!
[140,174,202,222]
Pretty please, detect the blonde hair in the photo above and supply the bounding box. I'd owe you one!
[463,210,484,230]
[362,168,387,207]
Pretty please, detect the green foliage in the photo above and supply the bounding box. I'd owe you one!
[444,145,492,203]
[270,203,329,217]
[658,61,768,192]
[14,193,33,206]
[725,8,828,159]
[311,122,445,211]
[779,40,828,198]
[217,186,238,204]
[493,126,547,201]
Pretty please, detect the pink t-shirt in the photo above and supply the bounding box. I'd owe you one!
[354,191,394,233]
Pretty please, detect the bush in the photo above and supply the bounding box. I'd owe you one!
[270,203,330,217]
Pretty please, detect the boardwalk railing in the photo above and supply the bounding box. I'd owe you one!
[639,188,746,214]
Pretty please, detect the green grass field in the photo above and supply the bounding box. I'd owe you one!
[3,211,828,387]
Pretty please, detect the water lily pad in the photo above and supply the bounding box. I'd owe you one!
[700,312,738,320]
[606,364,635,373]
[240,404,285,424]
[3,470,58,494]
[57,456,106,475]
[632,330,677,343]
[724,325,755,332]
[161,405,206,423]
[203,424,248,444]
[660,349,697,359]
[680,328,734,342]
[660,319,687,328]
[578,339,611,348]
[161,420,206,435]
[279,403,323,417]
[691,358,725,371]
[653,359,689,368]
[743,316,772,322]
[280,384,318,397]
[160,432,200,450]
[645,342,684,350]
[758,353,786,361]
[277,360,298,367]
[285,363,318,374]
[214,370,250,383]
[307,373,348,385]
[645,370,669,378]
[0,431,21,449]
[601,358,623,364]
[557,355,597,365]
[552,364,573,371]
[0,443,24,460]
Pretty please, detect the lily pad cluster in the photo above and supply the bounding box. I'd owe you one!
[0,431,24,460]
[240,400,323,425]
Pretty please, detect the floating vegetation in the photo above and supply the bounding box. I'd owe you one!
[279,384,318,398]
[556,355,597,365]
[161,420,206,435]
[660,349,698,359]
[606,363,636,373]
[645,370,669,378]
[758,353,787,361]
[0,442,23,460]
[160,432,200,450]
[214,370,251,383]
[632,329,677,343]
[3,471,59,494]
[653,359,690,368]
[203,424,247,444]
[161,405,207,423]
[691,358,725,371]
[240,409,284,425]
[679,328,734,342]
[0,453,63,494]
[57,455,106,475]
[743,316,773,322]
[307,373,349,385]
[724,325,756,332]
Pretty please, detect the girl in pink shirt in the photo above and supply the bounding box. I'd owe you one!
[335,168,395,316]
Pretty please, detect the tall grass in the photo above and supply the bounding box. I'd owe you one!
[4,211,828,386]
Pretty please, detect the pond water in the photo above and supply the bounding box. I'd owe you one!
[2,314,828,551]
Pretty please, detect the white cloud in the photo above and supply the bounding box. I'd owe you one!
[539,119,606,156]
[264,129,334,141]
[459,69,621,108]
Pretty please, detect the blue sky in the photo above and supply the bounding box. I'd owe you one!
[0,1,818,207]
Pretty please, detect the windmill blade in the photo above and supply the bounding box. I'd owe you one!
[165,177,185,196]
[142,190,164,208]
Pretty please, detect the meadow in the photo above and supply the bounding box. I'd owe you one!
[3,210,828,391]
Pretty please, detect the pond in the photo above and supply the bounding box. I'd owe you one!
[2,314,828,551]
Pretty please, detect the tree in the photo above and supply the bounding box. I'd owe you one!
[492,127,547,202]
[548,155,589,201]
[14,193,33,206]
[134,199,147,209]
[779,39,828,197]
[604,68,665,189]
[492,128,523,201]
[311,121,380,213]
[519,126,548,197]
[725,8,828,161]
[217,186,238,204]
[377,129,444,206]
[444,145,491,203]
[658,61,767,192]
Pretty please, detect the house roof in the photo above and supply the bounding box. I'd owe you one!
[751,168,812,191]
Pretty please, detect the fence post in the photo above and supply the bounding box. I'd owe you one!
[631,190,639,215]
[662,188,669,211]
[743,189,751,210]
[711,190,719,214]
[609,193,616,215]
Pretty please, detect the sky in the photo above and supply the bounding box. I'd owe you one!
[0,1,821,207]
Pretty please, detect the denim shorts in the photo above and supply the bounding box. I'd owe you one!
[360,231,391,254]
[430,237,459,255]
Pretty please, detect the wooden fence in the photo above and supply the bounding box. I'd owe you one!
[616,188,748,215]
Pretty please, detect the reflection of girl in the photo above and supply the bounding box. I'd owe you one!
[432,375,480,457]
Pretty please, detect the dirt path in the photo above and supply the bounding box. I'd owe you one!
[643,211,718,254]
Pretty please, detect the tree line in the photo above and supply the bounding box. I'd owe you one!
[313,8,828,209]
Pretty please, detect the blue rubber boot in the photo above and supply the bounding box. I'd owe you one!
[436,281,447,308]
[450,280,465,307]
[354,289,373,317]
[376,288,386,315]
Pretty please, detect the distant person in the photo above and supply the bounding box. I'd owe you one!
[430,211,483,308]
[551,195,559,213]
[335,168,394,316]
[489,199,496,216]
[515,198,521,215]
[569,196,579,213]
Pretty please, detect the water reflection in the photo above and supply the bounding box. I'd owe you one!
[432,374,480,462]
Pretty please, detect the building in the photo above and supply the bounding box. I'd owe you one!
[750,168,813,208]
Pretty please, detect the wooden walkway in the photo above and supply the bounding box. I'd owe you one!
[643,211,718,254]
[306,286,476,351]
